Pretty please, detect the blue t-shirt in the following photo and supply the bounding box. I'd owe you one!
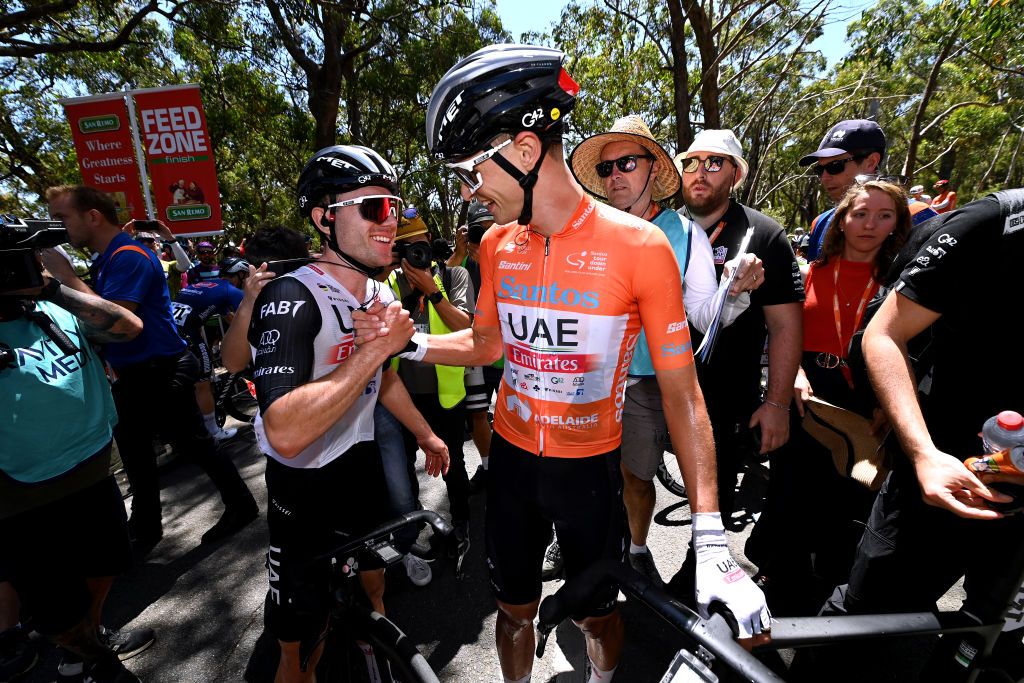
[629,207,693,377]
[0,302,118,483]
[172,278,244,339]
[93,232,186,367]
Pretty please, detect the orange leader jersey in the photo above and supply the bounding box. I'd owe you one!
[474,196,694,458]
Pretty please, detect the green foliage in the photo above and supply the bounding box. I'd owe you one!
[2,0,1023,238]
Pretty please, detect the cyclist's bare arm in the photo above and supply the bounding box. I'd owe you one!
[657,365,719,513]
[864,291,1008,518]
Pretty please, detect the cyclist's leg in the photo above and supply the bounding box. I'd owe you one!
[163,351,254,510]
[359,569,386,615]
[544,448,627,675]
[264,458,336,683]
[486,433,550,680]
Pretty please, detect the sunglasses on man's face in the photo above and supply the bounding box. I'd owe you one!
[327,194,403,224]
[595,154,655,178]
[679,155,731,174]
[811,155,868,178]
[446,139,514,193]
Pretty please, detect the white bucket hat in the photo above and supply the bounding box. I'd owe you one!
[675,129,749,191]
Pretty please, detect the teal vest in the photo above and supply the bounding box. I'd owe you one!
[0,302,117,483]
[630,208,694,377]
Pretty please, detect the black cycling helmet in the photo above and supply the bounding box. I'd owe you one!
[427,45,579,227]
[296,145,399,219]
[219,256,250,276]
[427,45,579,161]
[295,144,399,276]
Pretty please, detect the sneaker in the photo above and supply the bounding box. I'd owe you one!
[0,627,38,681]
[201,502,259,544]
[99,626,155,661]
[81,653,140,683]
[468,465,487,495]
[212,427,238,443]
[628,548,664,588]
[541,537,563,581]
[401,553,433,587]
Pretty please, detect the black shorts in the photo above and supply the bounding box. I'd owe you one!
[465,365,503,413]
[263,443,390,645]
[0,473,131,635]
[485,432,625,617]
[187,339,213,379]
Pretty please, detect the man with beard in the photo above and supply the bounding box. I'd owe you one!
[672,129,804,529]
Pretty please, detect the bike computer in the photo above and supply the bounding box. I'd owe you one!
[658,648,718,683]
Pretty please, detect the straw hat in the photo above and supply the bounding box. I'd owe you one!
[569,115,680,202]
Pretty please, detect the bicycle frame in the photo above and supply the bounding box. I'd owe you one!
[537,555,1024,683]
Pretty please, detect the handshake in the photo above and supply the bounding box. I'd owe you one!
[352,301,426,361]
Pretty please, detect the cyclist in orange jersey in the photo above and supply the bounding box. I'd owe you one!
[354,45,769,683]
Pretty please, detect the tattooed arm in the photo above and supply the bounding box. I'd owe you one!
[46,280,143,344]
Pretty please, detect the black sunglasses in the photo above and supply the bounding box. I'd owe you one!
[811,154,869,177]
[595,154,654,178]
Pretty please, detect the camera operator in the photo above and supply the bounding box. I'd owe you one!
[1,250,151,682]
[44,185,258,551]
[388,211,475,568]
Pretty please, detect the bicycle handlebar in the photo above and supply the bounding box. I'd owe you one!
[536,559,785,683]
[314,509,452,565]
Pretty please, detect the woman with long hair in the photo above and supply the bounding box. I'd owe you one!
[747,180,912,615]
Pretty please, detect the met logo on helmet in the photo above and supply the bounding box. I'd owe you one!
[317,155,357,171]
[436,91,464,144]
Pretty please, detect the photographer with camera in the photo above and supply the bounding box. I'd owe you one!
[0,237,152,682]
[44,185,258,551]
[388,210,475,571]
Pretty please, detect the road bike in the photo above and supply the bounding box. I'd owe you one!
[536,557,1024,682]
[245,510,451,683]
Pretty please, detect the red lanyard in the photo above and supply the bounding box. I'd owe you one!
[831,260,875,355]
[707,220,727,245]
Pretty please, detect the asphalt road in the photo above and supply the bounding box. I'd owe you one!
[22,418,965,682]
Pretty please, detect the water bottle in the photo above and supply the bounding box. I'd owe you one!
[965,411,1024,475]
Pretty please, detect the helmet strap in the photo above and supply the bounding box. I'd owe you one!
[490,139,551,226]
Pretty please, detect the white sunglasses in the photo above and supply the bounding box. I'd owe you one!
[445,139,513,193]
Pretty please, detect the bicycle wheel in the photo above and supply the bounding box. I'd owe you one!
[656,451,687,498]
[224,374,259,423]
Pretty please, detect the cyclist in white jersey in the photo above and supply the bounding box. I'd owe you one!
[248,145,449,683]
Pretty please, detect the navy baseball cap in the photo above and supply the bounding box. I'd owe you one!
[799,119,886,166]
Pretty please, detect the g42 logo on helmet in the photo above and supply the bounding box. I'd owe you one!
[298,196,307,208]
[521,108,544,128]
[358,175,371,183]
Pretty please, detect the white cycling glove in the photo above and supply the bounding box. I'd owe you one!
[396,332,428,362]
[693,512,771,638]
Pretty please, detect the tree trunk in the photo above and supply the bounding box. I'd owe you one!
[666,0,693,151]
[902,34,955,179]
[684,0,720,130]
[977,128,1009,192]
[1005,128,1023,187]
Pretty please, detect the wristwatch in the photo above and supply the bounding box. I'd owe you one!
[426,290,444,305]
